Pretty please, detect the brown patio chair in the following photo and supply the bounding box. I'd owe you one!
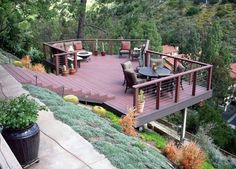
[121,61,142,86]
[119,41,131,58]
[73,41,84,51]
[124,69,146,93]
[163,58,185,90]
[176,63,185,90]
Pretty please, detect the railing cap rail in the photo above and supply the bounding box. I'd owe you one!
[44,38,148,44]
[146,50,208,66]
[133,65,213,89]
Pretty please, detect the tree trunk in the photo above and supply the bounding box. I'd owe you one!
[77,0,87,39]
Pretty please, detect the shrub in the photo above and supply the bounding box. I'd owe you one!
[197,128,232,168]
[180,142,206,169]
[92,106,107,117]
[27,47,44,64]
[162,141,180,164]
[163,141,206,169]
[31,64,45,73]
[20,55,31,68]
[0,95,42,129]
[13,61,23,67]
[63,95,79,104]
[186,7,200,16]
[120,107,137,136]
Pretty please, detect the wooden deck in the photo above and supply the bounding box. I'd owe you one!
[73,55,212,127]
[4,54,212,127]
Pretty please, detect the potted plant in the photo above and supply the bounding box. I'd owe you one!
[0,95,44,167]
[69,63,76,75]
[101,42,106,56]
[93,39,98,56]
[62,65,69,76]
[137,90,145,114]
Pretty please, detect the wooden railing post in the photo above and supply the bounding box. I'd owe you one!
[192,72,197,96]
[173,58,177,74]
[207,66,213,90]
[55,55,59,75]
[74,53,78,71]
[175,76,180,103]
[133,88,139,114]
[109,41,113,55]
[156,82,161,109]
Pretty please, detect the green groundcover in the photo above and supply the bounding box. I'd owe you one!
[24,85,173,169]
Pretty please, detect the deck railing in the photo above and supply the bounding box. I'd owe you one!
[43,39,148,75]
[133,50,213,115]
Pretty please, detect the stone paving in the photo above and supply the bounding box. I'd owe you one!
[0,65,116,169]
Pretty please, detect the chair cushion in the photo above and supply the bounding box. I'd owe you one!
[64,42,74,52]
[120,50,130,54]
[121,41,131,50]
[74,41,83,50]
[123,61,133,71]
[53,43,65,50]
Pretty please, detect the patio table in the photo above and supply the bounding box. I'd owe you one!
[138,66,171,79]
[77,51,92,62]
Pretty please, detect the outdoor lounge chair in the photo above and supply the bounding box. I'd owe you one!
[119,41,131,58]
[124,69,146,93]
[73,41,84,51]
[121,61,142,86]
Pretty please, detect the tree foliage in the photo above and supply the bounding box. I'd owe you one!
[201,21,233,104]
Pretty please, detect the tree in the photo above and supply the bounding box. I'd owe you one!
[201,21,233,104]
[185,27,201,60]
[77,0,87,38]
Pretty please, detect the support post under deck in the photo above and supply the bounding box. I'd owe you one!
[180,107,188,143]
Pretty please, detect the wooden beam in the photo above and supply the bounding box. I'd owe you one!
[192,72,197,96]
[134,91,212,127]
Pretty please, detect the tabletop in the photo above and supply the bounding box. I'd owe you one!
[138,67,171,78]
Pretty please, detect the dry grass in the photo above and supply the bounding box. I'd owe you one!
[163,141,206,169]
[180,142,205,169]
[31,64,45,73]
[20,55,31,68]
[120,107,137,137]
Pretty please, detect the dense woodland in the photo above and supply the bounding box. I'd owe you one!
[1,0,236,164]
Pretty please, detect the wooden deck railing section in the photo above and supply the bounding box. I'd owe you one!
[133,50,213,126]
[43,39,148,75]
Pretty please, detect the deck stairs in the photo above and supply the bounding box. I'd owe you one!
[3,64,115,103]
